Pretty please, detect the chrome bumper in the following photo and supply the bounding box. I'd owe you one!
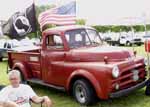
[110,80,148,98]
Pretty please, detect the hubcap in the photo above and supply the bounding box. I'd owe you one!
[75,84,86,103]
[127,42,130,46]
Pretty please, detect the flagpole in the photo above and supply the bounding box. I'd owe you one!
[32,0,39,39]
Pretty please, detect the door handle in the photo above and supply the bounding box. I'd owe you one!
[64,53,67,57]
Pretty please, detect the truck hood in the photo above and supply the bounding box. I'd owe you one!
[69,46,134,62]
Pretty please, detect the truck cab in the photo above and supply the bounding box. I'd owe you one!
[8,25,147,105]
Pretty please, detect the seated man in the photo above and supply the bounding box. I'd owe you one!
[0,101,18,107]
[0,70,52,107]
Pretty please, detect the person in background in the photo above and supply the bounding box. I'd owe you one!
[0,70,52,107]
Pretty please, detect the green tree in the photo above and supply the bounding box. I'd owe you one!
[93,26,111,33]
[76,19,86,25]
[33,5,56,38]
[132,25,145,32]
[35,5,56,19]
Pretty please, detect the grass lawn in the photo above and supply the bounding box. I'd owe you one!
[1,45,150,107]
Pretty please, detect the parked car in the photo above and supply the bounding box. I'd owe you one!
[0,39,34,61]
[0,39,6,48]
[0,40,18,61]
[8,25,147,105]
[119,35,142,46]
[99,32,111,41]
[0,39,5,61]
[0,48,6,61]
[101,32,120,46]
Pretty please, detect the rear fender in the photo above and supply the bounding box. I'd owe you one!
[12,62,29,80]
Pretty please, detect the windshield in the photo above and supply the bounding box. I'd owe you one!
[65,29,102,48]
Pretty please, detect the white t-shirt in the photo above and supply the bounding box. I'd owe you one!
[0,84,37,107]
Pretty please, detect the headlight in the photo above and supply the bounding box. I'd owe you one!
[112,65,120,78]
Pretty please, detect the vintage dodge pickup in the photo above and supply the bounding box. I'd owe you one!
[8,25,148,105]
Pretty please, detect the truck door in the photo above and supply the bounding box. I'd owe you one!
[41,34,66,86]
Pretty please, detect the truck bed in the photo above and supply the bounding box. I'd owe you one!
[8,46,41,79]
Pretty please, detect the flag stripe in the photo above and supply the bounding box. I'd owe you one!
[39,15,76,23]
[40,19,76,25]
[38,1,76,29]
[39,14,76,20]
[40,20,76,26]
[38,10,57,18]
[39,14,76,23]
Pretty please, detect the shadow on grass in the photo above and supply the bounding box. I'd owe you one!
[99,88,149,107]
[29,83,149,107]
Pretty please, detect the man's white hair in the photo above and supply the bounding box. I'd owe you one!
[8,70,21,79]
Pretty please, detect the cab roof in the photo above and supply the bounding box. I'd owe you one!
[43,25,95,34]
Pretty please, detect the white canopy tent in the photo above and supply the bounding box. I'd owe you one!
[113,17,150,26]
[0,0,150,26]
[77,0,150,26]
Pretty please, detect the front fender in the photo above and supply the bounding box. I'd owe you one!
[12,62,29,79]
[66,69,104,99]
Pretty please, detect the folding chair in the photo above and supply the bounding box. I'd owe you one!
[30,99,43,107]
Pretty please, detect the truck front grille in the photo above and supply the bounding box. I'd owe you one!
[110,64,146,92]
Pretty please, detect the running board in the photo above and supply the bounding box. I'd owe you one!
[27,79,65,91]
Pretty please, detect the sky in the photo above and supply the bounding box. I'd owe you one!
[0,0,150,25]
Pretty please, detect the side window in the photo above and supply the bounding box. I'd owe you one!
[46,35,64,50]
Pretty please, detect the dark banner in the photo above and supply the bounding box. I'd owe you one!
[2,4,37,40]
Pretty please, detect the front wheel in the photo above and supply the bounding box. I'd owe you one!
[73,79,97,105]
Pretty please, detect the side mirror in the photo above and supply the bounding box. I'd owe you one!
[145,40,150,52]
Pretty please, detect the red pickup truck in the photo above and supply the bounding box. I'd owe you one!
[8,25,147,105]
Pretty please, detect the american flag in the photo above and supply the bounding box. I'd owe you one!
[38,1,76,29]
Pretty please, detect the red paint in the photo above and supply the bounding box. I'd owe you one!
[145,40,150,52]
[8,25,146,100]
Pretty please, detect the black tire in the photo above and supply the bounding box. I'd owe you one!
[0,57,3,62]
[137,43,141,46]
[119,43,125,46]
[126,41,131,46]
[145,80,150,96]
[73,79,97,105]
[112,43,115,46]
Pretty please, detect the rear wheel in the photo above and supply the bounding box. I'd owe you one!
[0,57,3,62]
[73,79,97,105]
[145,80,150,96]
[126,41,131,46]
[137,43,141,46]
